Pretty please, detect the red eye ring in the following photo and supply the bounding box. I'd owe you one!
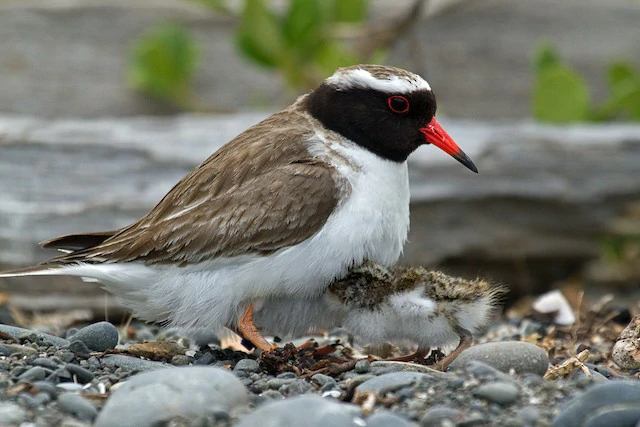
[387,95,410,113]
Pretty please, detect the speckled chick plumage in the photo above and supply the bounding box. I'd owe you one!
[254,261,507,354]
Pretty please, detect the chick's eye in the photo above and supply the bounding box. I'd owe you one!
[387,95,410,113]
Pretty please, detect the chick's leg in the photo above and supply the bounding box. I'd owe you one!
[431,327,473,371]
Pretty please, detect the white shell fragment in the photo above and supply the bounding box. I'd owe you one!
[532,290,576,326]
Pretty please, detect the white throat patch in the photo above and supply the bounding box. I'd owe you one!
[326,67,431,94]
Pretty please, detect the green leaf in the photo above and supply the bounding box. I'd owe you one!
[236,0,285,68]
[532,65,590,123]
[533,42,561,74]
[283,0,324,52]
[128,22,198,101]
[333,0,368,22]
[313,41,360,75]
[608,61,637,88]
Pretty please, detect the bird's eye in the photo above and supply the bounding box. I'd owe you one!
[387,95,410,113]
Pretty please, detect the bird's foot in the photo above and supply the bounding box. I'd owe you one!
[237,303,276,353]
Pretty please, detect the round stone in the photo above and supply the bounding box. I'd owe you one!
[356,372,433,395]
[0,402,27,425]
[236,395,363,427]
[450,341,549,376]
[95,366,249,427]
[234,359,260,373]
[367,411,417,427]
[553,381,640,426]
[473,381,520,405]
[58,393,99,422]
[71,322,119,351]
[420,406,464,426]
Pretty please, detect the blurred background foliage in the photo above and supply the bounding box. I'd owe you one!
[532,43,640,123]
[128,0,640,124]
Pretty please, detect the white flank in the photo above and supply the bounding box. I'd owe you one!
[326,68,431,94]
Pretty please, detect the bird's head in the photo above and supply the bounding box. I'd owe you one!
[306,64,477,173]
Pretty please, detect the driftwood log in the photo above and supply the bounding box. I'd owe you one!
[0,114,639,312]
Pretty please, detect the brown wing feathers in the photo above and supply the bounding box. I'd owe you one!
[41,105,341,267]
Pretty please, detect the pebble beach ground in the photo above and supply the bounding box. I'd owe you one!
[0,296,638,427]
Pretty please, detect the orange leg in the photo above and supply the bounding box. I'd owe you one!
[431,328,472,371]
[385,328,473,371]
[237,303,276,352]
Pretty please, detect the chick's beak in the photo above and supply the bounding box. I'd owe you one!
[419,117,478,173]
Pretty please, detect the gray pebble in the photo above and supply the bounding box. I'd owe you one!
[65,363,95,383]
[68,340,91,355]
[18,366,49,382]
[267,377,295,390]
[283,379,313,396]
[17,393,40,409]
[0,402,26,425]
[251,378,269,393]
[553,381,640,427]
[584,403,640,427]
[0,345,11,357]
[33,392,52,406]
[171,355,191,366]
[2,343,38,357]
[32,357,60,370]
[236,394,363,427]
[276,371,297,379]
[95,366,249,427]
[87,356,101,370]
[71,322,119,351]
[32,381,57,399]
[234,359,260,373]
[356,372,431,394]
[451,342,549,376]
[571,368,609,384]
[517,406,541,424]
[56,383,84,392]
[368,411,417,427]
[473,381,520,405]
[355,360,371,374]
[420,405,464,426]
[311,373,336,387]
[0,324,70,347]
[101,355,169,372]
[371,361,447,375]
[58,393,98,421]
[195,352,215,365]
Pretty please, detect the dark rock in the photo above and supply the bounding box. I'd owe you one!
[234,359,259,373]
[65,363,95,384]
[71,322,119,351]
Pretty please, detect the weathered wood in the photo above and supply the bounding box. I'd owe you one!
[0,114,639,309]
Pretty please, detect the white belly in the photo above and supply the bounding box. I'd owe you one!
[71,139,411,334]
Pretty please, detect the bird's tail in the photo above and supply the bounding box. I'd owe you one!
[0,264,65,278]
[0,230,116,279]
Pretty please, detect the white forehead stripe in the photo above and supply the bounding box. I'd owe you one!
[325,68,431,93]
